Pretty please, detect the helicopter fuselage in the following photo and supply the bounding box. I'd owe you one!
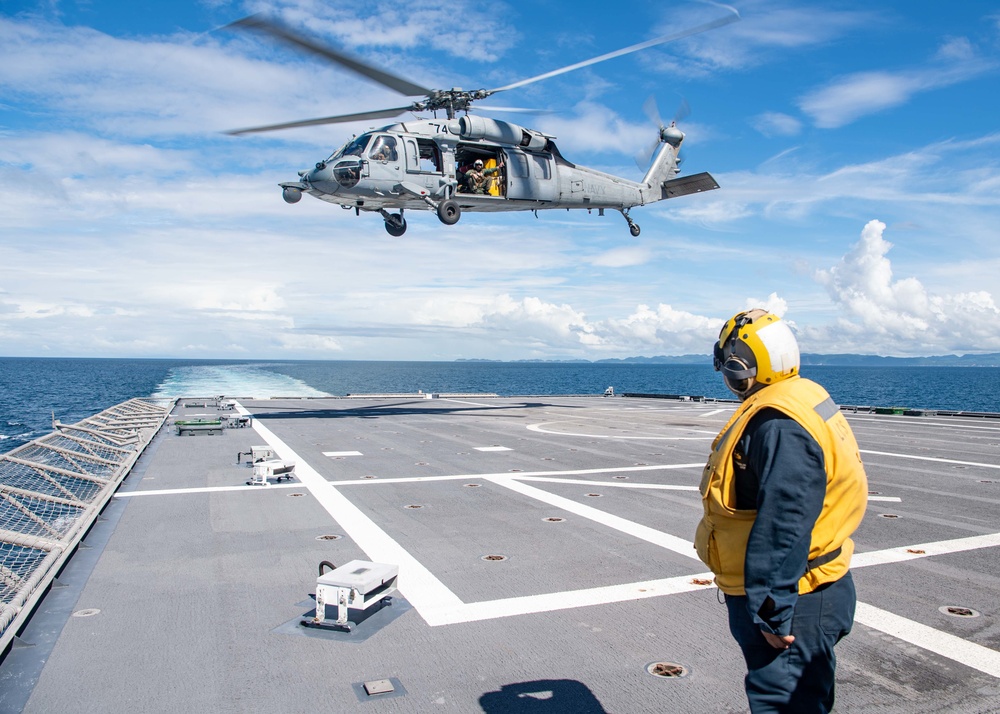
[280,117,719,237]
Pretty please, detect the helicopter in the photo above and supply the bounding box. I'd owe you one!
[226,8,740,237]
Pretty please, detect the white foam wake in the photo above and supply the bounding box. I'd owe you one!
[150,363,329,400]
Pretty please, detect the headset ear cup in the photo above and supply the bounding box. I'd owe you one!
[724,374,754,395]
[722,355,755,397]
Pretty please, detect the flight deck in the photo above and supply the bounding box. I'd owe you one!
[2,394,999,713]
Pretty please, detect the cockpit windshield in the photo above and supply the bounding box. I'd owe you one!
[328,134,372,162]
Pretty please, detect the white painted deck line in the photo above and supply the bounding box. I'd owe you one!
[234,403,464,621]
[116,483,301,497]
[860,450,1000,470]
[485,475,702,561]
[439,399,501,407]
[475,446,512,452]
[510,476,699,491]
[851,532,1000,568]
[855,602,1000,679]
[423,572,717,626]
[699,409,726,417]
[850,418,1000,432]
[528,422,716,440]
[181,404,1000,674]
[322,450,364,457]
[114,464,705,497]
[119,467,902,499]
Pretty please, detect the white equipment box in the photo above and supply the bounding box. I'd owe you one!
[247,458,295,486]
[250,445,275,462]
[310,560,398,632]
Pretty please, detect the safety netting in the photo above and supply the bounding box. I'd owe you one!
[0,398,170,653]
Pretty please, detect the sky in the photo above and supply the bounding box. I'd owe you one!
[1,0,998,361]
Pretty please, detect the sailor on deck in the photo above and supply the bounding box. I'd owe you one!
[694,309,868,714]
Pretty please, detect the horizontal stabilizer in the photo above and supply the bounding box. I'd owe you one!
[661,172,719,200]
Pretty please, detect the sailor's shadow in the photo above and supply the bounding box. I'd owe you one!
[479,679,608,713]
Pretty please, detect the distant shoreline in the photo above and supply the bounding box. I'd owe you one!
[2,354,999,367]
[457,353,1000,367]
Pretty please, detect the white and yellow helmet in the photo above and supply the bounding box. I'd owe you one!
[713,309,800,398]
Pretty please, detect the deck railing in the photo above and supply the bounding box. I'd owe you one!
[0,398,170,655]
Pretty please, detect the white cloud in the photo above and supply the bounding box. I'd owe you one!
[0,15,413,139]
[408,293,732,355]
[744,293,788,317]
[414,294,595,345]
[799,71,928,129]
[598,303,723,353]
[589,246,652,268]
[535,101,648,155]
[752,112,802,138]
[641,1,876,75]
[277,332,344,353]
[799,55,995,129]
[2,4,999,363]
[703,135,1000,231]
[663,199,753,224]
[267,0,519,62]
[812,220,1000,353]
[935,37,975,62]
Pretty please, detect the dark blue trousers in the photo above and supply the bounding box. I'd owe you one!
[725,572,856,714]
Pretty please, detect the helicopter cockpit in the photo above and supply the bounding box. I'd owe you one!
[328,135,369,161]
[320,134,369,188]
[367,135,398,162]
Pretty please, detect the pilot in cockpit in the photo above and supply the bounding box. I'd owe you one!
[369,136,398,162]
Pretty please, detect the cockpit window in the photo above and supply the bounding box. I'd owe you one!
[368,135,398,162]
[333,159,362,188]
[330,134,371,161]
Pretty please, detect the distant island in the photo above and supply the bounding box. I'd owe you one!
[456,353,1000,367]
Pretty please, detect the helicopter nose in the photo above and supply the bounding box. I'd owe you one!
[305,162,335,185]
[302,161,337,188]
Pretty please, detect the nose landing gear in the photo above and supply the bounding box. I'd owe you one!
[380,209,407,236]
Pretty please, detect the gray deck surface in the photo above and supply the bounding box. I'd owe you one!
[4,395,1000,713]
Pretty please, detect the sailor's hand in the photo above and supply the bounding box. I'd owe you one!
[761,630,795,649]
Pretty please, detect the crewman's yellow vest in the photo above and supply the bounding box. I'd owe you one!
[694,376,868,595]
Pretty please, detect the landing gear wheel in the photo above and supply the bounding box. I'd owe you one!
[384,214,407,236]
[620,209,640,237]
[437,199,461,226]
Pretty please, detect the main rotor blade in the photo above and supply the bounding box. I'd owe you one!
[228,15,434,98]
[487,7,740,94]
[226,106,413,136]
[470,105,554,115]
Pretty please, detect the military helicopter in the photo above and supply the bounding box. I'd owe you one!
[227,8,739,237]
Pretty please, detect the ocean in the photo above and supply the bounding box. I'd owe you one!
[1,357,998,450]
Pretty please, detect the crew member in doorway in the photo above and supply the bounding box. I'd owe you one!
[694,309,868,714]
[463,159,501,194]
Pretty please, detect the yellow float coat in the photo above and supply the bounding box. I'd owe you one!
[694,376,868,595]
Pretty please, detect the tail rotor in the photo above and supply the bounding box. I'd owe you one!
[634,95,689,169]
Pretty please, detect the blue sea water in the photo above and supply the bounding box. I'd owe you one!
[1,357,998,451]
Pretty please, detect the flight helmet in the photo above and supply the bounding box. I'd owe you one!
[474,159,484,169]
[713,309,800,398]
